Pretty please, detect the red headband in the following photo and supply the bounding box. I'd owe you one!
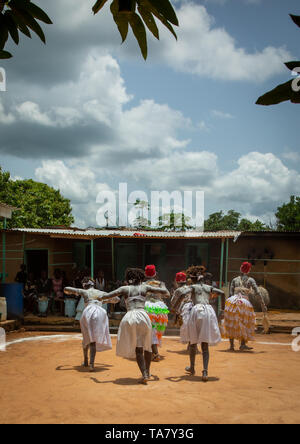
[240,262,252,274]
[176,272,187,283]
[145,265,156,277]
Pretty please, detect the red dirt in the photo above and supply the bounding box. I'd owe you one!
[0,331,299,424]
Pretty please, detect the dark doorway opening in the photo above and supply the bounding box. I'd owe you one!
[26,250,48,279]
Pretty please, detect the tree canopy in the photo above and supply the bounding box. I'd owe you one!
[0,0,178,60]
[204,210,268,232]
[0,166,74,228]
[275,195,300,231]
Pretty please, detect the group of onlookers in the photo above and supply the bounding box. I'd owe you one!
[14,265,109,318]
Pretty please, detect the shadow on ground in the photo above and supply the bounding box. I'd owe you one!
[56,364,113,373]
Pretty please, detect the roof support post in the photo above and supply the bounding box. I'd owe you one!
[2,217,7,283]
[91,239,94,280]
[111,237,115,281]
[225,238,229,286]
[218,238,225,314]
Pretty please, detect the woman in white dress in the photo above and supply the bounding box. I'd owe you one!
[95,270,108,312]
[103,268,170,384]
[170,272,193,345]
[64,277,119,372]
[185,266,225,382]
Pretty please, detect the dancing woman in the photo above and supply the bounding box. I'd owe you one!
[170,272,193,345]
[64,277,119,372]
[185,266,225,382]
[103,268,170,384]
[223,261,267,352]
[144,265,170,362]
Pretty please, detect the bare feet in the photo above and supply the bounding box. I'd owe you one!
[185,366,195,376]
[239,344,253,351]
[139,373,150,385]
[202,370,208,382]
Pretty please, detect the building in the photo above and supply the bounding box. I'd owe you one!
[0,227,299,309]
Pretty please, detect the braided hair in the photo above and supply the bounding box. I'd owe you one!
[125,268,145,286]
[81,276,95,289]
[186,265,206,284]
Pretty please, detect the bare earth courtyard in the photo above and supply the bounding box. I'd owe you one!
[0,332,299,424]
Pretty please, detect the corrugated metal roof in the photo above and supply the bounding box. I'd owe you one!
[0,202,19,210]
[8,227,242,240]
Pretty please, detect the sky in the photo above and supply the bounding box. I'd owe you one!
[0,0,299,228]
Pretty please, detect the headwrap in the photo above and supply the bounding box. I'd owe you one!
[176,272,187,283]
[240,261,252,274]
[145,265,156,278]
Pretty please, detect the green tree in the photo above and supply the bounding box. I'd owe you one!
[204,210,268,232]
[132,199,151,228]
[275,195,300,231]
[0,0,178,60]
[0,166,74,228]
[158,210,194,231]
[256,14,300,106]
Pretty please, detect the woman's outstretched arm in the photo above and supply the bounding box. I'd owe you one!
[99,286,129,301]
[64,287,89,302]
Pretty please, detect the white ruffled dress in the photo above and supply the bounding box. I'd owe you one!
[116,301,152,359]
[80,300,112,352]
[187,303,221,346]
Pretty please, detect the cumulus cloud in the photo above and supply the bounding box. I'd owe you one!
[152,2,291,82]
[34,151,300,227]
[0,51,189,160]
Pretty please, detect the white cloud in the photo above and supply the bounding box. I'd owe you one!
[154,2,291,82]
[34,151,300,227]
[0,101,15,124]
[211,152,300,210]
[212,109,235,119]
[282,151,300,164]
[16,101,54,126]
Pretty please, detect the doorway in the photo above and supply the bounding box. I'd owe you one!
[25,249,48,279]
[116,243,138,281]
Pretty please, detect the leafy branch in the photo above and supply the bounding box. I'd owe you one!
[0,0,178,61]
[92,0,179,60]
[0,0,52,59]
[256,14,300,106]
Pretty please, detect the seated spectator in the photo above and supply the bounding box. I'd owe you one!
[23,272,38,315]
[37,270,52,317]
[15,264,27,286]
[52,268,64,316]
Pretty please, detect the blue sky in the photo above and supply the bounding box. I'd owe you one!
[0,0,299,227]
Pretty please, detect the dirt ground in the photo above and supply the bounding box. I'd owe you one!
[0,331,300,424]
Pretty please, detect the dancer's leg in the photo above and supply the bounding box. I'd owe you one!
[185,343,197,375]
[240,339,253,351]
[89,342,96,371]
[201,342,209,382]
[152,344,160,362]
[226,338,235,352]
[82,344,89,367]
[136,347,148,383]
[144,350,152,378]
